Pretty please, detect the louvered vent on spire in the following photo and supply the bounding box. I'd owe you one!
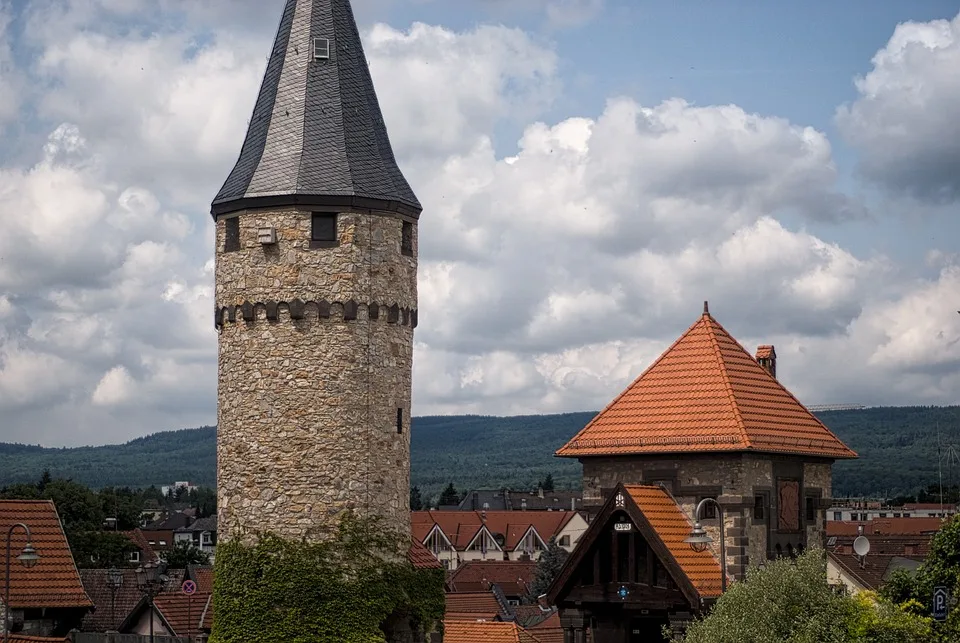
[211,0,421,218]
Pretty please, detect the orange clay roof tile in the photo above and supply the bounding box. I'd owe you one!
[557,312,856,460]
[443,620,542,643]
[408,539,443,569]
[625,485,724,598]
[0,500,93,609]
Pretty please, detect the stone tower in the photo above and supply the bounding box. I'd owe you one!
[212,0,420,543]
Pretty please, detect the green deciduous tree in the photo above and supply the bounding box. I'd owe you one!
[163,541,212,568]
[681,548,932,643]
[528,536,569,600]
[410,486,424,511]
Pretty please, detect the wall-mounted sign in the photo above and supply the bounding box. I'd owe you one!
[614,522,632,532]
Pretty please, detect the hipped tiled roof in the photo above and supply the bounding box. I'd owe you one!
[0,500,93,609]
[557,309,856,460]
[211,0,421,217]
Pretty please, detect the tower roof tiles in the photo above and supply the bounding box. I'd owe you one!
[212,0,420,218]
[556,307,856,460]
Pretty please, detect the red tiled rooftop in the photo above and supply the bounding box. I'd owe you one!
[443,620,542,643]
[625,485,724,598]
[527,612,563,643]
[0,500,93,609]
[153,591,212,637]
[827,517,944,537]
[189,565,215,593]
[412,511,577,551]
[80,569,145,632]
[445,591,504,618]
[557,309,856,460]
[408,539,443,569]
[7,636,70,642]
[448,561,536,596]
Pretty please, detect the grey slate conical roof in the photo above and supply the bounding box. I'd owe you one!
[211,0,421,218]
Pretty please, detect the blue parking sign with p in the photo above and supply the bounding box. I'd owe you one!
[933,586,949,622]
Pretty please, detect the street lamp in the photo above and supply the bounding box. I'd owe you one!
[135,561,168,643]
[684,498,727,593]
[106,568,124,631]
[5,523,41,643]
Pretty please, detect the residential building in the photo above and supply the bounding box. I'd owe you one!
[444,590,514,622]
[826,534,931,594]
[0,500,93,637]
[173,516,218,561]
[827,501,957,521]
[549,304,857,640]
[160,481,198,498]
[79,569,144,633]
[827,517,944,537]
[412,510,588,570]
[122,529,161,566]
[458,489,583,513]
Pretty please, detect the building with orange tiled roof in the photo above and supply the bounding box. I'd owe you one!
[411,510,587,571]
[557,303,856,577]
[0,500,93,638]
[448,560,537,600]
[547,483,724,641]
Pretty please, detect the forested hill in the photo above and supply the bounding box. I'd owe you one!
[1,406,958,499]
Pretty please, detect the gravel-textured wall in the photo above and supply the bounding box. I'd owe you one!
[215,207,417,542]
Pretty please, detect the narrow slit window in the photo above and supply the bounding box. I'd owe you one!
[700,496,718,520]
[805,496,817,523]
[401,221,413,256]
[396,407,403,434]
[754,494,766,521]
[224,217,240,252]
[311,213,338,248]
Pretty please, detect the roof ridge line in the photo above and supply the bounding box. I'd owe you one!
[556,314,706,456]
[705,316,751,449]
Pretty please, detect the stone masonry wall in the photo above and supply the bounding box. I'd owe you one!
[582,453,834,579]
[216,207,416,542]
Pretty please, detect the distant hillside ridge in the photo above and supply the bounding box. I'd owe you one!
[1,407,958,499]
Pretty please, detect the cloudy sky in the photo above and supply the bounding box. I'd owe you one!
[1,0,959,447]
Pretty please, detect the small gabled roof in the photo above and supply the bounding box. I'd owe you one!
[152,591,212,637]
[211,0,421,218]
[0,500,93,609]
[547,484,723,607]
[444,591,508,621]
[79,569,144,632]
[557,306,856,460]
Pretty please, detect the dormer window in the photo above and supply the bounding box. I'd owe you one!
[311,213,338,249]
[313,38,330,60]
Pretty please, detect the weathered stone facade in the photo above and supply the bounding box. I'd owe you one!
[215,207,416,542]
[581,453,834,579]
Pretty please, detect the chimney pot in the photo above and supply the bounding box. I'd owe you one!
[756,345,777,379]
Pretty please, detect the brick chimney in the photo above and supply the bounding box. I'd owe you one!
[756,345,776,379]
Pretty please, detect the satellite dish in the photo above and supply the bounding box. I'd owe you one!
[853,535,871,557]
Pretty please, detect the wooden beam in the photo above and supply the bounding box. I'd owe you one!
[628,532,637,583]
[611,530,619,582]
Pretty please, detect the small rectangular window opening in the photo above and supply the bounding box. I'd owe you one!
[401,221,413,256]
[700,496,718,520]
[396,407,403,434]
[754,494,766,521]
[805,496,817,523]
[224,217,240,252]
[313,38,330,60]
[311,213,338,248]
